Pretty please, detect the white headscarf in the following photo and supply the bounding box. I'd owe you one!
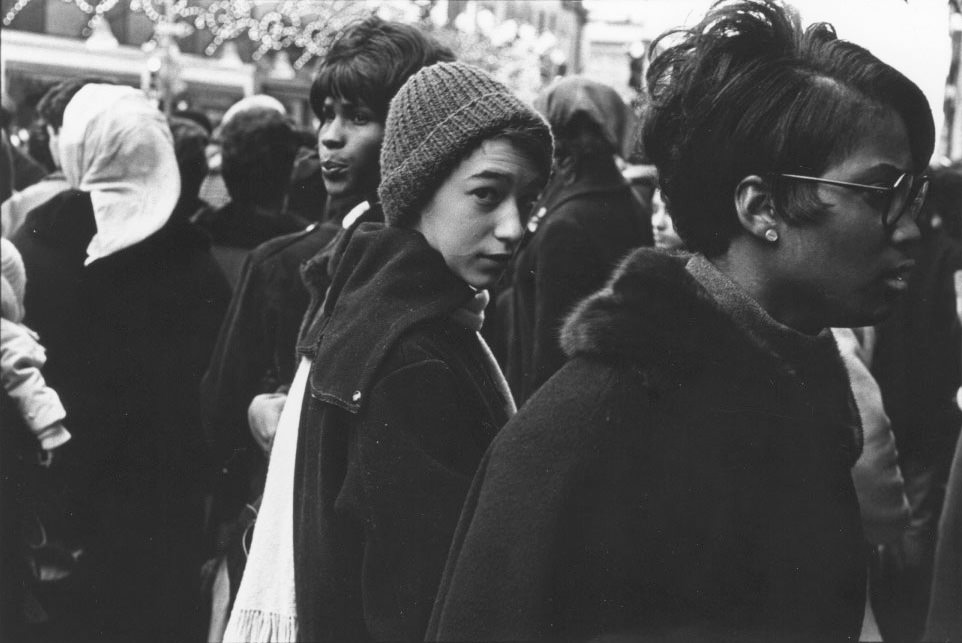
[59,84,180,265]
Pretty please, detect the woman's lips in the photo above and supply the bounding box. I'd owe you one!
[882,261,915,291]
[321,162,348,180]
[480,253,512,267]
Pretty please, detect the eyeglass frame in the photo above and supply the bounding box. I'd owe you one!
[771,172,929,233]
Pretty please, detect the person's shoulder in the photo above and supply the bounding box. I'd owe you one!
[247,222,337,264]
[489,357,638,466]
[377,317,464,373]
[13,189,92,249]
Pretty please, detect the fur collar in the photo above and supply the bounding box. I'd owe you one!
[560,248,786,386]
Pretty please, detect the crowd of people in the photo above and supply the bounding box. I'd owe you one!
[1,0,962,641]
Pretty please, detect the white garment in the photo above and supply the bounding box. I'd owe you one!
[1,173,71,239]
[59,84,179,265]
[223,357,311,643]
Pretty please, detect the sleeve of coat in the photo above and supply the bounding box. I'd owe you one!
[531,217,607,392]
[0,318,67,434]
[347,357,493,642]
[200,252,274,463]
[833,327,910,545]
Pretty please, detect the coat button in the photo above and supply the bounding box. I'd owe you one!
[352,390,362,403]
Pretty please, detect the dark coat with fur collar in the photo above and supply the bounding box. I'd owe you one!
[292,223,513,643]
[428,248,866,642]
[504,165,650,403]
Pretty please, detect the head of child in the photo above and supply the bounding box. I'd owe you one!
[378,62,553,290]
[1,238,26,323]
[308,17,455,204]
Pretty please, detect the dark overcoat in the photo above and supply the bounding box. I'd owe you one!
[428,249,866,642]
[293,223,513,642]
[10,189,231,640]
[505,166,650,402]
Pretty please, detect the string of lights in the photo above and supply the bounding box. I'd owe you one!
[2,0,371,69]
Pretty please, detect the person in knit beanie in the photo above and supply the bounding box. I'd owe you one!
[379,61,553,231]
[249,62,552,643]
[0,237,70,455]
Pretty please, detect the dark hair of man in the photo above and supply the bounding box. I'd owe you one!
[36,77,108,130]
[552,113,618,185]
[26,120,55,173]
[0,131,13,203]
[168,115,210,202]
[641,0,935,256]
[220,107,299,208]
[309,16,455,123]
[173,109,214,136]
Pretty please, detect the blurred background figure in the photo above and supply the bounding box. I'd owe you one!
[925,369,962,641]
[167,113,214,225]
[870,161,962,643]
[503,76,650,403]
[833,325,910,641]
[1,79,96,238]
[650,188,685,251]
[193,106,306,288]
[197,94,286,211]
[10,83,230,642]
[0,105,44,193]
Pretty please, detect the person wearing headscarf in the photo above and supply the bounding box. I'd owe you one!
[1,79,93,238]
[11,84,231,642]
[503,76,650,403]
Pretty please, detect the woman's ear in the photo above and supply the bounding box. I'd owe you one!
[734,175,778,242]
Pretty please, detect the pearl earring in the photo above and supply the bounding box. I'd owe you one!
[764,229,779,242]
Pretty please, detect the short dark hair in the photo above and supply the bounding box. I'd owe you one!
[309,16,455,123]
[641,0,935,256]
[173,109,213,136]
[168,115,210,201]
[36,77,108,130]
[221,108,299,207]
[26,120,55,174]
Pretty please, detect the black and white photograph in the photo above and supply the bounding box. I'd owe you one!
[1,0,961,641]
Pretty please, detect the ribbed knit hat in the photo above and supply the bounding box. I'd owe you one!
[378,62,552,226]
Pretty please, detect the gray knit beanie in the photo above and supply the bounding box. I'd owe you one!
[379,62,552,226]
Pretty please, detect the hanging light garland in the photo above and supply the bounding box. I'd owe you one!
[3,0,375,69]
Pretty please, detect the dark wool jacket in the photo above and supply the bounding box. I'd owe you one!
[428,249,866,643]
[201,221,343,526]
[293,223,513,643]
[504,165,650,402]
[201,200,383,532]
[193,200,310,288]
[11,189,231,641]
[925,427,962,641]
[869,230,962,642]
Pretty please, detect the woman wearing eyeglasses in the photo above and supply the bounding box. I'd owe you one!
[426,1,934,641]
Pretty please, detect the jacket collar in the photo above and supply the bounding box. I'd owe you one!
[559,247,835,391]
[560,247,862,462]
[307,222,474,413]
[560,248,753,383]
